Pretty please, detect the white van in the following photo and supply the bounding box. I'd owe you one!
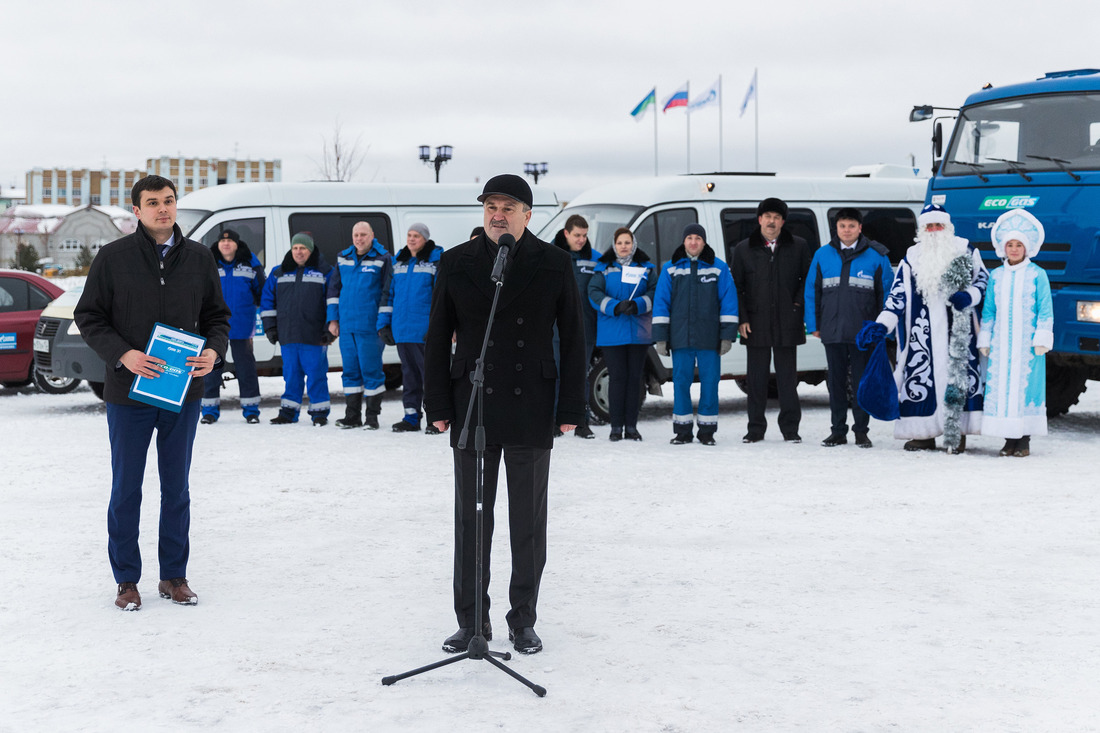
[179,181,561,384]
[536,170,926,422]
[33,181,561,395]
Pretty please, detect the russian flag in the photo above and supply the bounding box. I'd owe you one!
[662,84,688,113]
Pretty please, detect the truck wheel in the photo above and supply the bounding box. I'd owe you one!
[34,371,81,394]
[587,355,645,425]
[89,381,106,400]
[1046,362,1088,417]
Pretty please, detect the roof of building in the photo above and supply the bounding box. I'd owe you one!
[0,204,136,234]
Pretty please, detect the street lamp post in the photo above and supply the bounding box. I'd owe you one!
[523,162,549,185]
[419,145,453,183]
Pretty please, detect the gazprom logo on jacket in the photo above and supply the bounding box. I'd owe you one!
[979,195,1038,210]
[0,332,16,350]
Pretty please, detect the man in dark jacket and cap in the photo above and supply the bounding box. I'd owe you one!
[74,175,231,610]
[424,174,586,656]
[730,197,812,443]
[553,213,601,437]
[201,229,266,424]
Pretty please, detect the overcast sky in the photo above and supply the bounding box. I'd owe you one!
[4,0,1098,199]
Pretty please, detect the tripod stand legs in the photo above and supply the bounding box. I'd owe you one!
[381,635,546,697]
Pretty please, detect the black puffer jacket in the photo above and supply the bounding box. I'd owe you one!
[74,222,231,404]
[730,227,812,348]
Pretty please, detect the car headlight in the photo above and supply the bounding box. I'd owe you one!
[1077,301,1100,323]
[66,320,81,336]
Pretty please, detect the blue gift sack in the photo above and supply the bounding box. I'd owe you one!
[855,320,899,421]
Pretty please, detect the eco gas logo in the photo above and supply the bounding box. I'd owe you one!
[979,195,1039,210]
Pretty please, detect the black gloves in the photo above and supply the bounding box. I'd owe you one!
[613,300,639,316]
[265,329,278,345]
[378,325,396,346]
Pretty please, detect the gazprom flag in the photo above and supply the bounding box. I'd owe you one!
[630,88,656,121]
[662,84,689,112]
[740,70,757,117]
[689,79,720,111]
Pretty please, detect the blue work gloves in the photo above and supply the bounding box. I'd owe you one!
[949,291,972,310]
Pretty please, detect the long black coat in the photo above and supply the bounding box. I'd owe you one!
[730,227,812,348]
[424,230,587,450]
[75,222,231,404]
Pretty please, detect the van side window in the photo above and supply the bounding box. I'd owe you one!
[632,208,698,267]
[288,214,393,267]
[827,207,916,264]
[721,208,819,262]
[202,218,267,266]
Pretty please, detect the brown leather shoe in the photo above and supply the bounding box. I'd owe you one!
[158,577,198,605]
[115,582,141,611]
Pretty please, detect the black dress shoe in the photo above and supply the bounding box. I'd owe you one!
[903,438,936,451]
[742,434,763,443]
[854,432,872,448]
[442,622,493,653]
[508,626,543,654]
[821,433,847,447]
[609,429,623,442]
[783,433,801,443]
[670,433,693,445]
[574,424,595,439]
[624,428,643,441]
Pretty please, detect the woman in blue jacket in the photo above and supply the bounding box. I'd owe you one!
[588,228,656,441]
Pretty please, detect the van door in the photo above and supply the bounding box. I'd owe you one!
[632,206,699,267]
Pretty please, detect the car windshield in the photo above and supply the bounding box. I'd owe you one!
[176,208,212,238]
[536,204,644,252]
[942,92,1100,176]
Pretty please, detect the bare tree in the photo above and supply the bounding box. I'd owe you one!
[313,121,367,182]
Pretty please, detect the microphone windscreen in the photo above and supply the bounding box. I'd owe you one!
[497,233,516,248]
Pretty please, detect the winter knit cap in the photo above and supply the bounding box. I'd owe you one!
[683,223,707,243]
[408,223,430,241]
[291,232,315,252]
[756,197,788,218]
[991,208,1045,259]
[218,229,241,244]
[918,204,951,229]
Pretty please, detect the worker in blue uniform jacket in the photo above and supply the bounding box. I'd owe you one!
[328,221,393,430]
[376,222,441,433]
[588,227,656,441]
[201,229,265,424]
[652,223,738,445]
[804,207,893,448]
[260,232,337,425]
[553,214,601,438]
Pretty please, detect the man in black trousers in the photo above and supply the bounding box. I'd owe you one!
[424,174,586,655]
[730,197,812,443]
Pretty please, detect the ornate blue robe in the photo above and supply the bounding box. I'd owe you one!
[876,242,989,440]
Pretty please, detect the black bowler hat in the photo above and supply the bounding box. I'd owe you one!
[477,174,533,208]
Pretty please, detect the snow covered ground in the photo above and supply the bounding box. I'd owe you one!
[1,376,1098,732]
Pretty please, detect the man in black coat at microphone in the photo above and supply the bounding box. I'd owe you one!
[424,174,586,655]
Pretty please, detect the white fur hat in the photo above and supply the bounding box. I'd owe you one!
[991,208,1045,259]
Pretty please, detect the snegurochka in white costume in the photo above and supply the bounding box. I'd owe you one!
[977,208,1054,457]
[874,204,989,452]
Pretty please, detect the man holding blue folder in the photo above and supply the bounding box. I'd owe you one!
[75,175,230,611]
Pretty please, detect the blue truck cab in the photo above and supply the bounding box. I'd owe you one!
[918,68,1100,414]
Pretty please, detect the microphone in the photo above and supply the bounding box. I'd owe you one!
[490,233,515,284]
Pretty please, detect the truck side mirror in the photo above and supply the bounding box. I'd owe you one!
[933,122,943,159]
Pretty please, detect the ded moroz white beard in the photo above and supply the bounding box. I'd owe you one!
[911,224,966,301]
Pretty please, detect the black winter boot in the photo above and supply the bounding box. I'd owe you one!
[363,394,382,430]
[335,393,363,429]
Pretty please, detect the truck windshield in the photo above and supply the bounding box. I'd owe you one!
[176,208,212,238]
[536,204,644,250]
[942,93,1100,176]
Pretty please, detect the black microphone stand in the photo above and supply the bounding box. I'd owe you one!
[382,241,546,697]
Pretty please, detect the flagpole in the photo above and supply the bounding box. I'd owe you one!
[754,67,759,172]
[718,74,724,171]
[653,87,659,177]
[686,81,691,174]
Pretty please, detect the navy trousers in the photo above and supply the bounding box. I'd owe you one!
[602,344,648,430]
[105,400,200,584]
[397,342,425,424]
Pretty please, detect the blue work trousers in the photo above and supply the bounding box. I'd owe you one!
[671,348,721,435]
[281,343,330,419]
[105,400,200,584]
[201,338,260,419]
[339,331,385,397]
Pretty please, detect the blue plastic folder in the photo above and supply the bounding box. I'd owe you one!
[128,323,206,412]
